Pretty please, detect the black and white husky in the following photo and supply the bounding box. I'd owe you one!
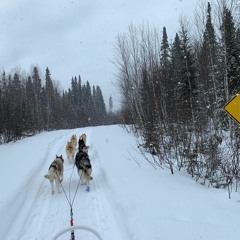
[75,146,93,192]
[44,155,64,195]
[78,133,87,152]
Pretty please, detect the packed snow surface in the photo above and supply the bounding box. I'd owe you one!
[0,125,239,239]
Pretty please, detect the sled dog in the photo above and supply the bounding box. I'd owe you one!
[78,133,88,152]
[66,140,76,163]
[71,134,78,147]
[44,155,64,195]
[75,146,93,192]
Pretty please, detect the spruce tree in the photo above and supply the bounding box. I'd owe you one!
[24,76,35,133]
[45,67,55,129]
[178,22,198,127]
[108,95,113,114]
[197,2,221,131]
[10,72,23,139]
[95,85,107,125]
[32,66,43,130]
[220,7,240,98]
[159,26,171,125]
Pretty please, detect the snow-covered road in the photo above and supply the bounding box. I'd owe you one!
[2,127,131,240]
[1,125,240,240]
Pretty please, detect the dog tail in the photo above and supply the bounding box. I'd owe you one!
[81,170,93,181]
[85,173,93,181]
[88,176,93,181]
[44,174,50,179]
[44,168,56,180]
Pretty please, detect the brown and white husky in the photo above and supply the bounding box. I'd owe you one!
[66,140,76,163]
[44,155,64,195]
[70,134,78,148]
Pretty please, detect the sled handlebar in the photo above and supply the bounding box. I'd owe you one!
[52,225,103,240]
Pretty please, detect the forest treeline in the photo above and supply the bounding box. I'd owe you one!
[0,66,118,143]
[115,1,240,197]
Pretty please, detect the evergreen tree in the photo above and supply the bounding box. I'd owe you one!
[68,77,78,126]
[160,27,171,69]
[95,85,107,125]
[197,2,222,131]
[10,72,23,139]
[32,66,43,130]
[77,75,82,118]
[177,22,198,127]
[0,67,109,141]
[92,85,98,125]
[45,67,55,129]
[170,33,183,121]
[220,7,240,98]
[24,76,35,133]
[3,74,13,141]
[159,26,171,125]
[0,72,5,140]
[108,95,113,114]
[80,82,93,126]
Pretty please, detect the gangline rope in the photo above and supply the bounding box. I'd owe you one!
[57,163,81,240]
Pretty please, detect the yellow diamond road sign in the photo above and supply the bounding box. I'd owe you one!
[224,93,240,124]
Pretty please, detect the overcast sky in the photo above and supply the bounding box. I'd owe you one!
[0,0,196,110]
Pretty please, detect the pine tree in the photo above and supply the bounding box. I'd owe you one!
[97,86,107,124]
[160,27,171,70]
[45,67,55,129]
[91,85,98,125]
[80,81,93,126]
[10,72,23,139]
[32,66,43,130]
[170,32,186,124]
[196,2,221,131]
[24,76,35,133]
[108,95,113,114]
[0,67,109,141]
[159,26,171,125]
[220,7,240,98]
[77,75,82,118]
[0,72,5,140]
[177,22,198,127]
[170,33,183,117]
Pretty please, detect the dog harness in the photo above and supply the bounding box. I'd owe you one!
[75,151,92,173]
[49,157,63,170]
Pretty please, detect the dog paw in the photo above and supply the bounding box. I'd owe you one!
[86,186,90,192]
[51,190,54,195]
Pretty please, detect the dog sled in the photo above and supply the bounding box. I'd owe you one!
[52,225,103,240]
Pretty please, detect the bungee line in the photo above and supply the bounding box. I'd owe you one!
[56,165,82,240]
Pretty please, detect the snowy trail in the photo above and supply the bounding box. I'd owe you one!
[2,126,240,240]
[3,128,130,240]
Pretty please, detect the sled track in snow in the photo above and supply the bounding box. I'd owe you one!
[3,128,131,240]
